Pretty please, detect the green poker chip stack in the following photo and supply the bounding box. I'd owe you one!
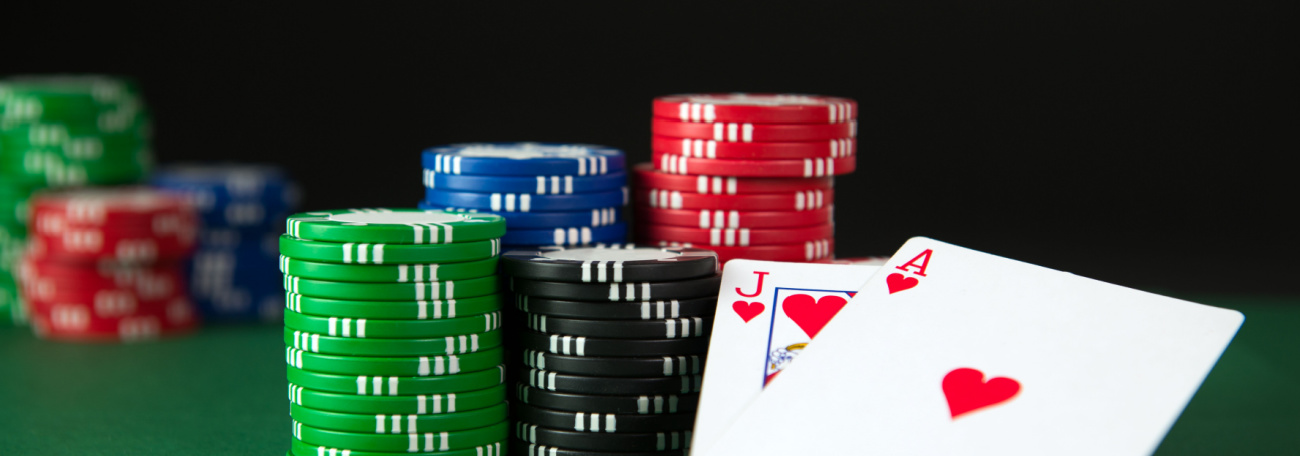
[279,208,510,454]
[0,75,153,326]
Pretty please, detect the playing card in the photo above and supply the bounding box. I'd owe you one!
[702,237,1244,456]
[692,259,880,454]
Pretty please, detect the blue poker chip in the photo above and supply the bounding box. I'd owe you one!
[421,143,625,176]
[500,222,627,247]
[152,164,300,229]
[418,203,622,229]
[423,187,626,212]
[187,241,283,321]
[422,169,627,195]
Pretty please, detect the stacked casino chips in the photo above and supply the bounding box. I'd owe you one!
[0,75,153,325]
[18,187,199,341]
[419,143,629,249]
[635,94,858,263]
[153,165,300,321]
[279,208,509,455]
[502,246,720,455]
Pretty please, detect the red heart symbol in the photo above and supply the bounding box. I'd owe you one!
[732,301,765,323]
[781,294,848,339]
[886,273,919,294]
[943,367,1021,419]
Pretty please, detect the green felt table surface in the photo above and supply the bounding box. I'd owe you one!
[1,294,1297,455]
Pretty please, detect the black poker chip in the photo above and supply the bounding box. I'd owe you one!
[521,368,702,395]
[522,350,705,377]
[513,383,699,415]
[518,330,710,357]
[509,439,689,456]
[509,275,721,301]
[515,294,717,320]
[515,422,692,452]
[524,313,711,339]
[501,246,717,283]
[513,403,695,433]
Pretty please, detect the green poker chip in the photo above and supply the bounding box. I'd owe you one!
[289,402,507,433]
[285,328,503,356]
[0,75,145,127]
[285,208,505,244]
[283,274,501,301]
[279,255,498,282]
[285,346,504,376]
[289,383,506,415]
[293,419,508,452]
[290,437,504,456]
[286,365,505,396]
[279,235,501,264]
[286,292,503,320]
[283,309,503,338]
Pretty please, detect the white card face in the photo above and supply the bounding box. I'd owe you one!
[693,259,879,454]
[703,238,1244,456]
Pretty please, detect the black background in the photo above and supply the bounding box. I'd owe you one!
[4,2,1294,293]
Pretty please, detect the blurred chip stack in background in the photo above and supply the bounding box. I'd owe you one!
[0,75,154,325]
[635,94,857,264]
[152,165,300,322]
[19,188,199,341]
[419,143,629,249]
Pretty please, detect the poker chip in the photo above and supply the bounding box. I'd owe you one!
[422,143,625,176]
[288,383,507,414]
[284,328,503,356]
[286,292,503,320]
[513,383,698,415]
[427,204,623,229]
[513,403,695,433]
[651,136,855,159]
[508,440,689,456]
[282,274,501,301]
[279,255,499,283]
[293,419,509,452]
[514,295,717,321]
[632,163,833,195]
[639,224,834,246]
[514,422,691,452]
[522,314,710,340]
[501,246,717,283]
[500,222,628,247]
[516,330,710,357]
[521,350,705,378]
[509,275,722,301]
[289,402,508,433]
[521,369,703,395]
[653,152,857,178]
[285,209,505,244]
[292,439,504,456]
[637,187,830,211]
[636,207,833,229]
[652,118,856,142]
[286,365,506,396]
[285,346,504,376]
[283,309,503,338]
[424,188,627,212]
[279,235,501,264]
[641,238,835,263]
[652,93,857,124]
[423,169,627,195]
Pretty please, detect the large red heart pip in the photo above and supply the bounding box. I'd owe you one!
[886,273,919,294]
[781,294,848,338]
[942,367,1021,419]
[732,301,765,323]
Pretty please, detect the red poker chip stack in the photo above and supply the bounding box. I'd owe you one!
[635,94,858,264]
[19,187,200,342]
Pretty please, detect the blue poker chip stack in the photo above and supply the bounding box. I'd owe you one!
[152,165,300,322]
[418,143,629,249]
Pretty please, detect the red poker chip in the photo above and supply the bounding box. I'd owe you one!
[30,187,195,231]
[652,136,855,160]
[653,153,856,178]
[27,229,195,263]
[639,224,834,247]
[632,163,832,195]
[20,259,185,303]
[640,238,834,263]
[636,188,831,212]
[653,94,857,124]
[635,207,833,229]
[653,118,855,142]
[28,298,198,342]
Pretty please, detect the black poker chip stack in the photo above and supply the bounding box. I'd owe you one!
[500,245,720,455]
